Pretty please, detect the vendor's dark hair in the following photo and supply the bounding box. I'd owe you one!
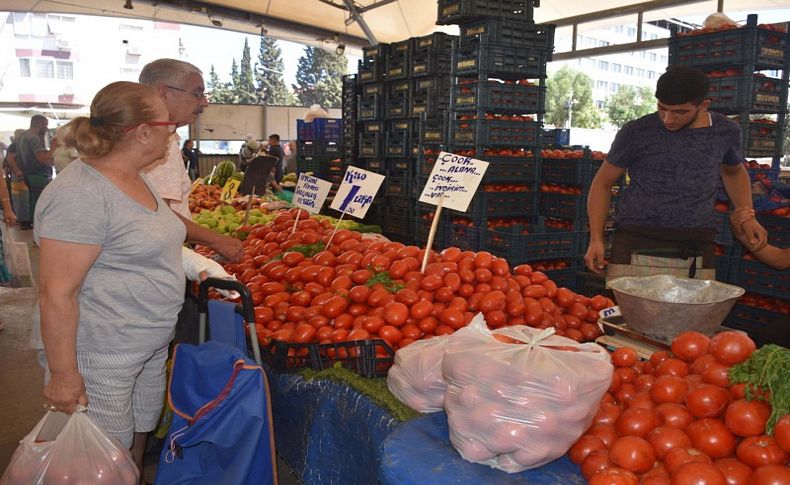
[655,66,709,105]
[62,81,159,157]
[269,134,280,142]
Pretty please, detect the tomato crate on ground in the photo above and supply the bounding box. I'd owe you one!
[545,265,585,292]
[385,91,410,119]
[707,74,785,114]
[261,340,312,372]
[386,40,411,80]
[459,18,554,54]
[740,120,782,157]
[478,155,540,183]
[541,128,570,146]
[453,80,545,113]
[482,226,582,263]
[540,157,603,186]
[443,221,483,252]
[668,16,789,70]
[311,339,396,377]
[452,118,541,146]
[359,133,382,158]
[436,0,537,25]
[728,257,790,300]
[358,93,383,120]
[539,192,587,221]
[410,93,451,119]
[296,118,342,141]
[454,43,548,79]
[446,189,538,219]
[723,304,790,348]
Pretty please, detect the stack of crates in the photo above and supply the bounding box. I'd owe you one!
[296,118,342,180]
[669,14,790,345]
[354,32,456,240]
[332,75,360,199]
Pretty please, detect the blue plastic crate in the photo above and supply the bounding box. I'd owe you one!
[453,80,545,113]
[758,214,790,248]
[540,157,602,186]
[481,156,540,183]
[729,257,790,300]
[455,43,548,79]
[297,118,342,141]
[447,189,538,219]
[539,192,587,221]
[452,118,541,146]
[483,226,582,263]
[723,304,790,347]
[437,0,536,25]
[541,128,570,146]
[741,120,782,157]
[545,265,584,292]
[443,221,483,252]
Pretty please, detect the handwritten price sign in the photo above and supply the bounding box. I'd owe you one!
[418,151,489,212]
[293,173,332,214]
[330,166,385,219]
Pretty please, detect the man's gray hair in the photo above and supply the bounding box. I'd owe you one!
[139,58,202,88]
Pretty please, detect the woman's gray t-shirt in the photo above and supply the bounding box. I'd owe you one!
[34,160,186,353]
[607,111,742,229]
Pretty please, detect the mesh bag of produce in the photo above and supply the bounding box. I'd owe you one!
[442,314,613,473]
[387,335,451,413]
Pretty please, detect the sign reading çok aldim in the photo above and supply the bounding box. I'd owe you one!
[419,151,489,212]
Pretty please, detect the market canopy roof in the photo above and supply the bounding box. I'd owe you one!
[4,0,788,55]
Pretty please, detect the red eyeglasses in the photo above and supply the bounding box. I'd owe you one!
[124,121,179,134]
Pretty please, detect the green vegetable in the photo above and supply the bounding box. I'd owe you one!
[729,344,790,434]
[300,362,421,422]
[267,242,326,262]
[365,270,404,294]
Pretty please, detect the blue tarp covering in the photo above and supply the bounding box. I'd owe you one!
[264,368,401,485]
[379,412,585,485]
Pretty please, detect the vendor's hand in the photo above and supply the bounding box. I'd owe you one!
[584,240,608,275]
[43,368,88,414]
[2,206,16,226]
[212,235,244,263]
[729,209,752,241]
[739,217,768,253]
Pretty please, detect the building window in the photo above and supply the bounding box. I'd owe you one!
[120,24,143,31]
[615,25,624,33]
[596,100,605,109]
[611,63,622,73]
[611,83,620,93]
[31,13,48,37]
[56,61,73,80]
[598,61,609,71]
[649,52,657,62]
[596,80,608,90]
[626,27,636,36]
[598,40,610,47]
[36,59,54,78]
[19,58,31,77]
[636,68,645,77]
[624,66,634,75]
[647,71,656,80]
[660,55,668,63]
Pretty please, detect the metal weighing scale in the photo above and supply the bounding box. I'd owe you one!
[596,313,670,360]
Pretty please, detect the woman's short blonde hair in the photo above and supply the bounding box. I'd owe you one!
[61,81,160,158]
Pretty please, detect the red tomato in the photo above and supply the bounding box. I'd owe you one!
[656,403,695,429]
[671,331,710,362]
[736,436,788,468]
[593,402,623,426]
[611,347,638,368]
[589,467,639,485]
[686,418,736,459]
[655,358,690,377]
[775,414,790,453]
[569,435,607,464]
[588,423,618,448]
[650,375,689,404]
[671,462,726,485]
[609,435,655,473]
[750,464,790,485]
[383,302,409,327]
[686,384,730,419]
[724,399,771,437]
[478,290,506,312]
[713,458,753,485]
[377,325,402,346]
[292,323,316,343]
[347,328,370,341]
[702,361,732,388]
[664,447,713,474]
[708,331,756,365]
[580,449,611,480]
[439,308,466,330]
[321,296,349,318]
[348,285,370,304]
[646,426,692,459]
[615,407,660,438]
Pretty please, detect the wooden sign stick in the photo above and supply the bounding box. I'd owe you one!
[421,196,444,274]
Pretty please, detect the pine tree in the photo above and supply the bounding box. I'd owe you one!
[255,34,294,105]
[235,38,257,104]
[207,64,232,103]
[293,46,347,108]
[228,58,240,103]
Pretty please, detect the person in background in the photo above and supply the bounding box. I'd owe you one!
[52,124,80,174]
[35,81,185,475]
[730,209,789,270]
[284,139,297,175]
[267,133,284,183]
[4,129,29,228]
[0,162,16,329]
[16,116,57,229]
[182,138,199,181]
[584,66,767,281]
[138,58,243,263]
[238,136,260,172]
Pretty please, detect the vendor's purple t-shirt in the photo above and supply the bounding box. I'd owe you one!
[608,111,742,229]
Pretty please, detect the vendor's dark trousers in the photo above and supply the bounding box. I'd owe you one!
[24,174,52,226]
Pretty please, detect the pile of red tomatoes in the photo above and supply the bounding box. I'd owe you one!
[569,330,790,484]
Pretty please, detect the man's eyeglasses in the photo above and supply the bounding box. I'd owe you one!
[165,85,207,100]
[124,121,179,134]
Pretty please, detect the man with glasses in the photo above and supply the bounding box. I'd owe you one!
[584,65,766,281]
[139,58,243,263]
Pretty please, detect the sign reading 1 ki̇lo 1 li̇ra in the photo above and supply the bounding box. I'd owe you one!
[419,151,490,212]
[293,173,333,214]
[330,166,385,218]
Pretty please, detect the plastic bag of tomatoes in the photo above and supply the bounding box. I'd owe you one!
[387,334,451,413]
[442,315,614,473]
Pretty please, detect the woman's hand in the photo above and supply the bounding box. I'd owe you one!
[44,368,88,414]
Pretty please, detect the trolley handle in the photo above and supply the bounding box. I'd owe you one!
[198,278,255,325]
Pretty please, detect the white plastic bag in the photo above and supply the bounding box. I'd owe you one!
[303,104,329,122]
[387,335,450,413]
[1,407,139,484]
[442,314,613,473]
[1,223,34,287]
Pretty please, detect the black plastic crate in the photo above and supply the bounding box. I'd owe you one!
[359,133,382,158]
[385,194,416,212]
[539,192,587,221]
[412,76,453,99]
[410,94,451,118]
[541,128,570,146]
[453,117,541,146]
[363,44,389,63]
[412,32,456,53]
[387,79,412,96]
[740,119,782,157]
[447,188,538,218]
[296,155,326,177]
[411,51,454,78]
[723,304,790,348]
[418,118,447,145]
[386,157,416,177]
[483,225,582,263]
[577,270,610,298]
[385,91,410,119]
[358,59,384,84]
[707,74,785,114]
[386,40,411,80]
[362,120,384,135]
[669,16,789,70]
[540,157,603,186]
[460,18,554,53]
[437,0,537,25]
[311,339,396,377]
[728,257,790,300]
[453,80,545,113]
[260,340,312,371]
[384,120,415,158]
[545,265,584,292]
[358,93,383,120]
[361,82,385,96]
[481,155,540,183]
[455,43,548,78]
[758,214,790,248]
[443,220,483,252]
[363,158,385,173]
[381,207,416,241]
[385,174,415,198]
[342,74,358,94]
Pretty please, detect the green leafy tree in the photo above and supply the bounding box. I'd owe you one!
[234,38,257,104]
[255,34,295,105]
[227,58,239,102]
[545,65,601,129]
[293,46,347,108]
[606,85,656,128]
[207,65,232,103]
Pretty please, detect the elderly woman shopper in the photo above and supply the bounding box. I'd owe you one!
[34,81,187,474]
